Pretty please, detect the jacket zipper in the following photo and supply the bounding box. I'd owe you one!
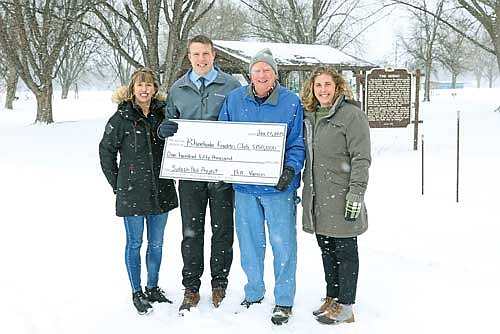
[145,118,161,209]
[132,120,139,153]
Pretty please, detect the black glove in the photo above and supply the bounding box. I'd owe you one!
[274,165,295,192]
[344,200,362,221]
[158,120,178,139]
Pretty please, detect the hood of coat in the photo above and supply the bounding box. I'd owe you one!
[325,94,347,118]
[304,94,361,123]
[111,86,167,105]
[329,94,361,114]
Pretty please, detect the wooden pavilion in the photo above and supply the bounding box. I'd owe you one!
[181,40,377,100]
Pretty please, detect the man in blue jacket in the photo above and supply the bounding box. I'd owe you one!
[218,48,305,325]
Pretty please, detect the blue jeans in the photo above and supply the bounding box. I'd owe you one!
[234,191,298,307]
[123,213,168,293]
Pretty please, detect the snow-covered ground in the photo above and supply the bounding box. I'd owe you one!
[0,88,499,334]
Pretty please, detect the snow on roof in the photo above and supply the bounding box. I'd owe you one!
[213,40,374,67]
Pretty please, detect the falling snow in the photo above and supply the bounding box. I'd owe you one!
[0,88,499,334]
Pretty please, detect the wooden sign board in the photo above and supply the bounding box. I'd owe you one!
[366,68,411,128]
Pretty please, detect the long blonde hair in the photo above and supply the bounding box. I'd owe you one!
[301,66,353,112]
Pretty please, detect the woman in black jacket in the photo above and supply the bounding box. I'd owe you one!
[99,68,178,315]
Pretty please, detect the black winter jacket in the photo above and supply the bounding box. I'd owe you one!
[99,90,178,217]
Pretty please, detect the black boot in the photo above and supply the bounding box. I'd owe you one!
[132,290,153,315]
[271,305,292,325]
[145,286,173,304]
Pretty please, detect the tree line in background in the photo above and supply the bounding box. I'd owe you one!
[0,0,498,123]
[389,0,499,102]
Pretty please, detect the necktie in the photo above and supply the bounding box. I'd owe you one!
[199,77,205,96]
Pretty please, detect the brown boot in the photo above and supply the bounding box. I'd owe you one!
[316,303,355,325]
[212,287,226,308]
[312,296,336,316]
[178,289,200,315]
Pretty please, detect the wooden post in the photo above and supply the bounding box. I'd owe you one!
[421,134,424,195]
[413,69,421,150]
[456,110,460,203]
[355,71,362,103]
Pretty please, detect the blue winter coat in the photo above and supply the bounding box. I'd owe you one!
[218,83,305,195]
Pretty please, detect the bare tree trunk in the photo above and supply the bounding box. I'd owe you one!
[394,0,445,102]
[61,82,70,99]
[494,40,500,111]
[35,81,54,124]
[0,0,93,124]
[91,0,214,90]
[161,31,187,91]
[497,51,500,77]
[5,59,18,109]
[423,61,432,101]
[451,73,457,88]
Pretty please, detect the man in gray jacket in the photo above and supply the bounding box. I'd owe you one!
[158,35,241,314]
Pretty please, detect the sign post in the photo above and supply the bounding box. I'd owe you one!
[456,109,460,203]
[413,69,421,150]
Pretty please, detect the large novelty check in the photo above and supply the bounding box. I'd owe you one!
[159,119,287,185]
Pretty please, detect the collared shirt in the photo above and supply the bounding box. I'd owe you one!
[189,68,218,90]
[252,81,276,105]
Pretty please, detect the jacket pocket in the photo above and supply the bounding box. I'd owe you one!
[318,121,347,154]
[208,93,226,118]
[317,168,348,215]
[126,163,136,191]
[324,164,349,185]
[323,182,347,215]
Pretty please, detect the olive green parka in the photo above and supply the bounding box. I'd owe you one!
[301,95,371,237]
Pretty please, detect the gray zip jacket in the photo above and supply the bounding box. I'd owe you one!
[301,95,371,237]
[166,67,241,120]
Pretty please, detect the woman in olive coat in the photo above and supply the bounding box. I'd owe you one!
[99,68,178,315]
[300,66,371,325]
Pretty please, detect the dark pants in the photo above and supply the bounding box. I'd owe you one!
[178,180,234,291]
[316,234,359,304]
